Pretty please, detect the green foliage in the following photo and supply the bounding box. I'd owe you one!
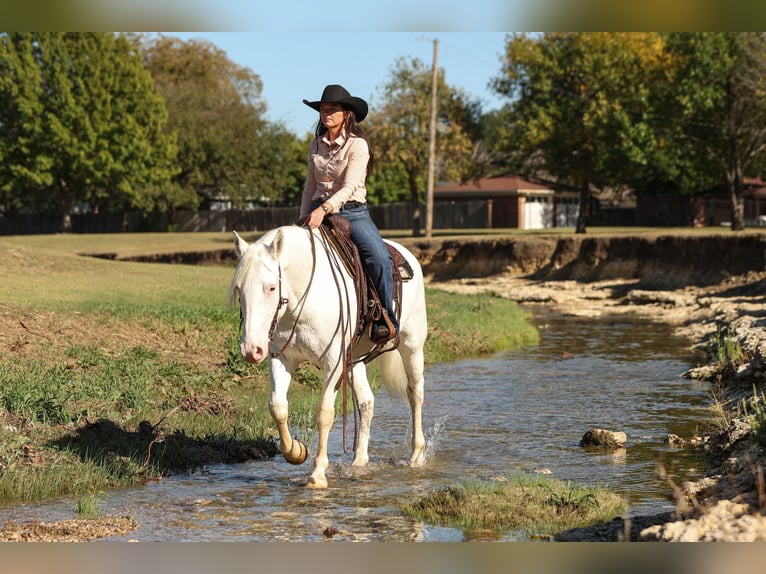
[661,33,766,230]
[493,33,670,231]
[0,33,180,221]
[139,35,305,207]
[366,56,481,234]
[544,480,600,512]
[492,32,766,231]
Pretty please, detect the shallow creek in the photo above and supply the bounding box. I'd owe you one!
[2,309,711,541]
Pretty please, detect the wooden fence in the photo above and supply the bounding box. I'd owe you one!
[1,201,492,235]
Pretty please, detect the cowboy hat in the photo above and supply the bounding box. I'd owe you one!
[303,84,368,122]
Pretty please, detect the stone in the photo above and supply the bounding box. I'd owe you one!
[579,428,627,449]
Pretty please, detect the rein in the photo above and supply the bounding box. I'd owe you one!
[316,225,363,454]
[267,229,318,359]
[263,225,367,455]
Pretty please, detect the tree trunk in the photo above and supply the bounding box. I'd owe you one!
[409,175,421,237]
[576,180,590,234]
[729,177,746,231]
[57,180,73,233]
[726,162,745,231]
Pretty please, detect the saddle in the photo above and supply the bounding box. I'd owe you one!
[319,214,413,362]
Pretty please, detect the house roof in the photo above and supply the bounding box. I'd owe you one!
[434,173,578,199]
[745,178,766,197]
[698,178,766,199]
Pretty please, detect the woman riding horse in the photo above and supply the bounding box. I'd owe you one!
[300,84,397,345]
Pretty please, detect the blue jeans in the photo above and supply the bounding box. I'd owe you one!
[338,203,398,331]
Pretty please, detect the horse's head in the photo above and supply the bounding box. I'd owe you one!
[229,230,285,364]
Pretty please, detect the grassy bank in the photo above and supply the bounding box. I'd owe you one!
[403,472,627,540]
[0,234,538,505]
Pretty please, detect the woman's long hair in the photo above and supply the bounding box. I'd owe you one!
[314,110,374,180]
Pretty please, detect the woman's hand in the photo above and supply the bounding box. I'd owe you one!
[306,203,331,228]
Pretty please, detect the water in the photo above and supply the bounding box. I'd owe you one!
[1,310,711,541]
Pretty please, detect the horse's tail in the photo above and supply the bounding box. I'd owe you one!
[376,348,408,400]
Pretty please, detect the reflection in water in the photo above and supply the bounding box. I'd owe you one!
[1,310,711,541]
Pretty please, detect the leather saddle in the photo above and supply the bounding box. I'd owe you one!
[319,214,412,360]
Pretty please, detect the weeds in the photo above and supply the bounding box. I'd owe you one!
[402,472,626,539]
[708,377,737,431]
[544,480,600,512]
[709,325,745,375]
[73,492,105,517]
[744,386,766,449]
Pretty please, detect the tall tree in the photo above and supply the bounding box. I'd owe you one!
[140,35,303,208]
[0,33,180,228]
[367,57,480,236]
[493,33,666,233]
[662,33,766,231]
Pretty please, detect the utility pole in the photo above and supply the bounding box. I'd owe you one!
[425,37,439,238]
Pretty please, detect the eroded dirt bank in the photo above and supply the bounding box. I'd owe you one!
[401,232,766,541]
[398,232,766,287]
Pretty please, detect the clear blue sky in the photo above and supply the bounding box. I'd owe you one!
[166,32,510,135]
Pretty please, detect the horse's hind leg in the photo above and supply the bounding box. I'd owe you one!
[400,347,426,466]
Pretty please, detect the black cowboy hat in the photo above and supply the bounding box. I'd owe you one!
[303,84,368,122]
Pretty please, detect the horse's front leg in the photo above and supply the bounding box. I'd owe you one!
[306,376,339,489]
[269,358,307,465]
[351,362,374,467]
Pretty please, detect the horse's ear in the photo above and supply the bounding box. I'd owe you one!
[269,229,285,258]
[233,231,249,258]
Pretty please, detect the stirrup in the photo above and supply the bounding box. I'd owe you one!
[370,324,393,344]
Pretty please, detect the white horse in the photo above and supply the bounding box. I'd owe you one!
[229,225,428,488]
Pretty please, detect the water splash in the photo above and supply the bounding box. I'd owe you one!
[423,415,448,463]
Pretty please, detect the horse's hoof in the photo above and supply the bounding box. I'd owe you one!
[282,439,308,465]
[305,476,328,489]
[409,451,426,467]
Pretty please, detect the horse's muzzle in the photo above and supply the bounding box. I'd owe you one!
[241,342,267,364]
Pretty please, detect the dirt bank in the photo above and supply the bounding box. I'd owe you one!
[396,231,766,287]
[403,231,766,542]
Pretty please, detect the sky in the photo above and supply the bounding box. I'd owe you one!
[166,32,510,136]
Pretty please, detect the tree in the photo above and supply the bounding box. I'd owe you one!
[492,33,667,233]
[662,33,766,231]
[139,35,304,208]
[366,57,480,236]
[0,33,179,228]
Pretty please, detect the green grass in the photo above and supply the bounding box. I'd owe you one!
[73,492,105,517]
[424,287,539,362]
[402,471,627,540]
